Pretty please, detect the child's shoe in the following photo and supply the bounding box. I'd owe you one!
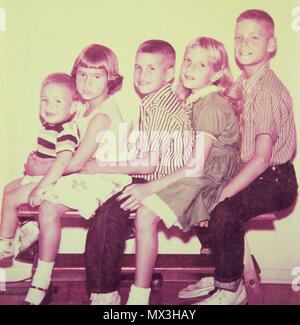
[178,276,214,298]
[19,220,39,252]
[15,220,39,263]
[193,280,247,305]
[0,238,14,268]
[23,284,53,305]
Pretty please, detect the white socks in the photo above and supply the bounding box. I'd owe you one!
[25,259,55,305]
[90,291,121,305]
[126,285,151,305]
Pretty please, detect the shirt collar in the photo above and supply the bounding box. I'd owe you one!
[242,62,270,94]
[186,85,218,106]
[43,115,74,131]
[141,83,172,111]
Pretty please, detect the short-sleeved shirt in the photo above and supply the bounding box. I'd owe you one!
[133,84,192,181]
[186,86,240,150]
[235,63,296,165]
[36,117,79,158]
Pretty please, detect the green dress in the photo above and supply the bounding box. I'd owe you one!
[152,91,241,232]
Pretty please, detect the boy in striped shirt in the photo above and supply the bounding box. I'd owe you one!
[0,73,79,267]
[83,40,192,305]
[193,9,298,305]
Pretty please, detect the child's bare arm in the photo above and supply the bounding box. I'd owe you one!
[64,113,111,174]
[25,114,110,176]
[217,133,273,203]
[80,150,159,175]
[118,133,215,210]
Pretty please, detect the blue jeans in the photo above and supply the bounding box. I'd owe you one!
[85,178,147,294]
[208,161,298,291]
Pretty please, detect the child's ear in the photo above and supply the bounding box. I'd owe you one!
[69,102,78,114]
[210,70,223,84]
[165,67,175,83]
[267,37,277,53]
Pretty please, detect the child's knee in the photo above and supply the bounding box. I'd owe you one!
[209,201,244,235]
[38,201,63,225]
[2,190,18,208]
[135,206,159,232]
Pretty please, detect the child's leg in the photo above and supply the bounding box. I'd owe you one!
[0,178,37,238]
[127,205,160,305]
[195,225,211,254]
[38,200,70,262]
[24,200,70,305]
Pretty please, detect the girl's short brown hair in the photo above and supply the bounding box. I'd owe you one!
[71,44,123,95]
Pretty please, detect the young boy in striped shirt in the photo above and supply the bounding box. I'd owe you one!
[188,9,298,305]
[83,40,192,305]
[0,73,79,267]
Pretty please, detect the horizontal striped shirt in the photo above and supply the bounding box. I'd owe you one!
[36,118,79,159]
[236,63,296,165]
[133,84,192,181]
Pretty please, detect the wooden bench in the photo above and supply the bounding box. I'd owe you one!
[15,203,278,305]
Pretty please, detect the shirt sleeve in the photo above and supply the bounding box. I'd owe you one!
[194,101,225,141]
[56,121,79,154]
[253,90,278,142]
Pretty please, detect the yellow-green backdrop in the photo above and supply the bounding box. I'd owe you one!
[0,0,299,285]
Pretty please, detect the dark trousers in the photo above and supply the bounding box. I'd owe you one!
[195,227,210,249]
[208,161,298,291]
[85,178,147,294]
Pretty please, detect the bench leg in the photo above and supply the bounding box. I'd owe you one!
[243,237,265,305]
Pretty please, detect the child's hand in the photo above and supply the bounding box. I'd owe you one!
[28,186,44,208]
[117,183,155,211]
[194,220,209,228]
[24,152,37,175]
[211,188,232,211]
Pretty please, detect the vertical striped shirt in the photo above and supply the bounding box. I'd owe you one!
[236,62,296,165]
[133,84,192,181]
[36,118,79,158]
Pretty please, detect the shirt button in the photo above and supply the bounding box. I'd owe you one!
[272,166,276,171]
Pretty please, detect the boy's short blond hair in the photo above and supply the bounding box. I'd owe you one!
[237,9,276,59]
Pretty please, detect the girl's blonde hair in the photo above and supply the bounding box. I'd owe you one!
[176,37,239,107]
[71,44,123,95]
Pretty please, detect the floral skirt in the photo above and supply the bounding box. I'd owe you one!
[23,174,132,219]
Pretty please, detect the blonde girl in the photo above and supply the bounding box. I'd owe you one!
[118,37,241,304]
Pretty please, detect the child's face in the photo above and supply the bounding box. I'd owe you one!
[40,83,74,125]
[76,67,109,102]
[180,47,217,93]
[234,19,275,71]
[134,52,173,96]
